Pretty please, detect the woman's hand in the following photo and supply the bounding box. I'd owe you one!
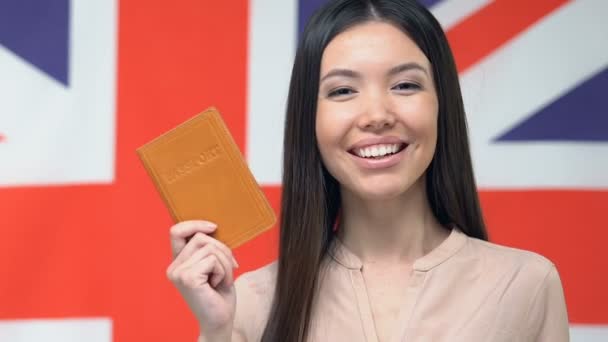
[166,220,239,338]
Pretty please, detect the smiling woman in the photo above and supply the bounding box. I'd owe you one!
[165,1,570,341]
[316,21,439,201]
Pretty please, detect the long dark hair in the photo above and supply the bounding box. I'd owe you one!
[262,0,487,341]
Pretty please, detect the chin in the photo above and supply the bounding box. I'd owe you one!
[348,174,425,202]
[354,183,409,201]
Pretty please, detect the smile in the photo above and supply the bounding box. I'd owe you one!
[348,142,408,170]
[353,143,407,159]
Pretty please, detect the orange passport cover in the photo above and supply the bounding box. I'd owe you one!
[136,107,276,248]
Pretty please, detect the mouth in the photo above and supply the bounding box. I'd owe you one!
[349,143,408,159]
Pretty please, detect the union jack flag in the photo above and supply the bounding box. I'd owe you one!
[0,0,606,341]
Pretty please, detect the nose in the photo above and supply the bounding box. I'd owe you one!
[357,92,396,131]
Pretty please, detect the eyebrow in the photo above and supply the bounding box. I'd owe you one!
[388,62,429,77]
[320,62,429,83]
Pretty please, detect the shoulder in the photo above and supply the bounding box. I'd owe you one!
[454,233,564,306]
[465,237,569,339]
[232,261,277,341]
[235,260,277,296]
[446,233,569,340]
[464,234,557,283]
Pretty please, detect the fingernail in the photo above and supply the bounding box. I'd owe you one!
[232,257,239,269]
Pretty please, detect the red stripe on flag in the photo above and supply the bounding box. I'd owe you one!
[0,185,114,318]
[112,1,250,341]
[447,0,570,73]
[480,190,608,323]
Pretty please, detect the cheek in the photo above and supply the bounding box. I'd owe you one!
[403,96,438,153]
[421,111,438,158]
[315,103,348,151]
[315,108,335,168]
[315,104,354,181]
[422,114,438,145]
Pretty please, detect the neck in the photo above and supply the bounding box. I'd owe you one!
[337,179,449,266]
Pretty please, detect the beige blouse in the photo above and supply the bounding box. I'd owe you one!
[233,228,569,341]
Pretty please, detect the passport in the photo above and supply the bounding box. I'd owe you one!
[136,107,276,248]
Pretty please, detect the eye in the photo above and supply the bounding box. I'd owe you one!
[392,82,421,92]
[328,87,357,98]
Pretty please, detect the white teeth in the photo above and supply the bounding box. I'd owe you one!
[356,144,402,158]
[371,146,380,157]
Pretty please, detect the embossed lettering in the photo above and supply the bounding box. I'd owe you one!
[163,145,222,184]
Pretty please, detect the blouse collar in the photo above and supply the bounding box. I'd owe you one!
[328,226,468,272]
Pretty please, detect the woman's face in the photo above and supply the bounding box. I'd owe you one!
[316,21,438,201]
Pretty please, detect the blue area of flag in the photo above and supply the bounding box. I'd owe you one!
[298,0,330,37]
[496,67,608,142]
[417,0,444,7]
[0,0,70,86]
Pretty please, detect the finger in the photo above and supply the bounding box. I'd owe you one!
[168,241,215,276]
[205,244,234,287]
[174,254,225,289]
[172,232,238,270]
[195,255,225,289]
[208,255,229,288]
[169,220,217,258]
[199,233,239,269]
[170,232,208,270]
[170,232,215,269]
[172,242,234,287]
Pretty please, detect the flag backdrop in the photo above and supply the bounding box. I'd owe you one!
[0,0,607,341]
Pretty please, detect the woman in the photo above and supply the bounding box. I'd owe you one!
[166,0,570,341]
